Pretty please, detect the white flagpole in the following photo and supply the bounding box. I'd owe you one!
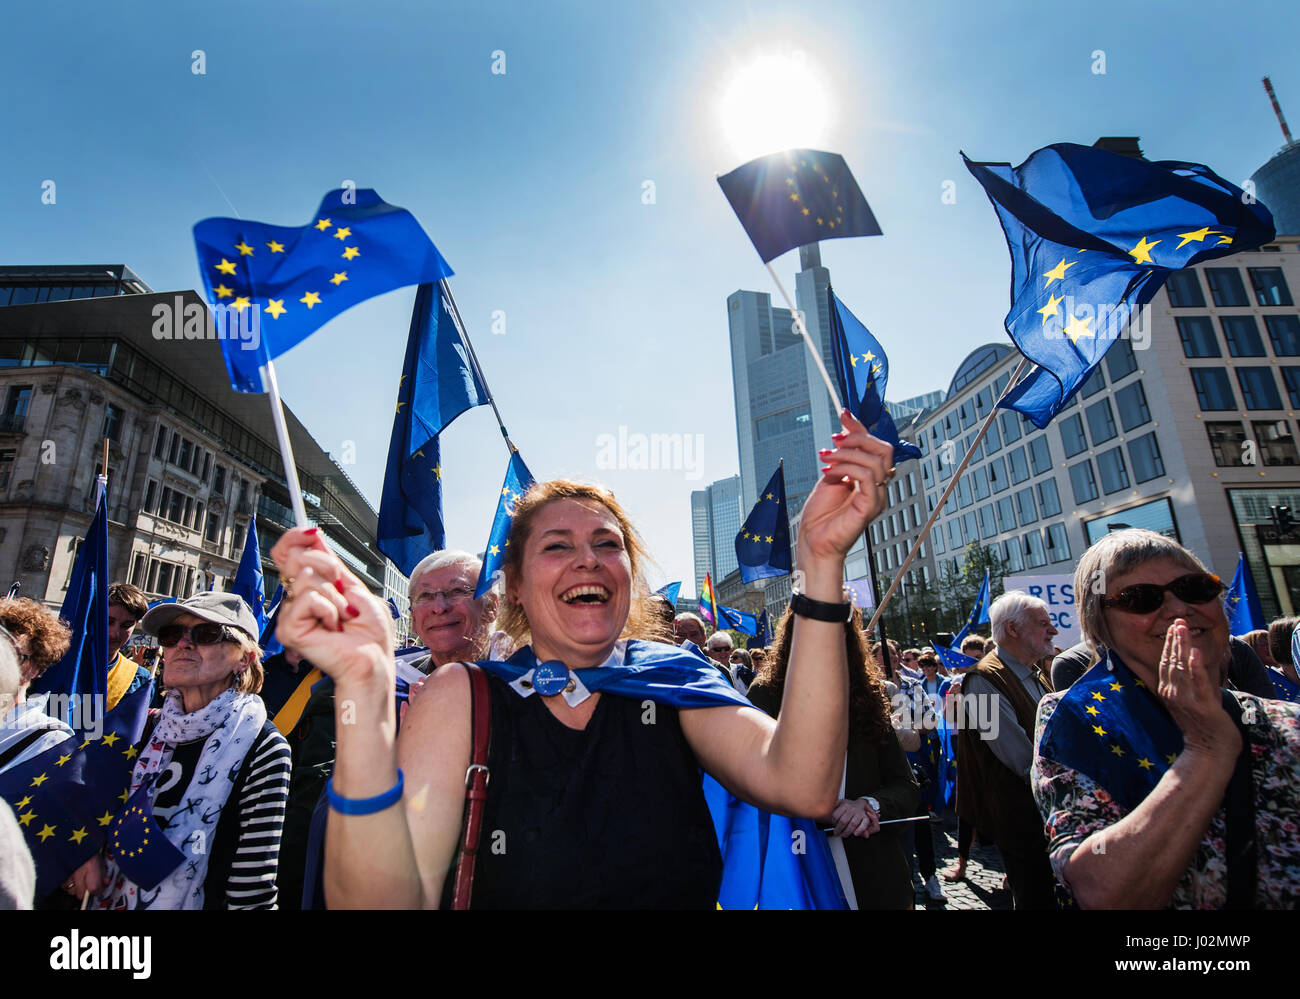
[260,360,310,529]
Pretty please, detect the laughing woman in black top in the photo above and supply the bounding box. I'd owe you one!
[272,412,893,908]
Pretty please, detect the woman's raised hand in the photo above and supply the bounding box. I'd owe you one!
[797,410,895,566]
[1158,619,1241,762]
[269,527,396,689]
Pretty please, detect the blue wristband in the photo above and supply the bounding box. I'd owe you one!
[327,769,404,815]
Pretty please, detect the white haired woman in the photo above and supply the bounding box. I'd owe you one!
[1033,529,1300,908]
[270,412,892,908]
[72,593,291,909]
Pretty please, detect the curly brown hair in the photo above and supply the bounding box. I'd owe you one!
[0,597,72,684]
[754,607,894,745]
[496,479,673,648]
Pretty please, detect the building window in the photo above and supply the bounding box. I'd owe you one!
[983,418,1001,454]
[975,387,992,417]
[1128,433,1165,482]
[756,403,813,441]
[130,553,146,588]
[988,456,1008,493]
[1086,398,1118,445]
[1115,381,1151,431]
[1014,486,1038,526]
[1236,367,1282,410]
[1221,315,1265,357]
[154,425,168,459]
[946,521,961,551]
[1097,446,1130,494]
[932,525,945,555]
[1070,460,1099,503]
[1080,366,1107,398]
[964,433,982,464]
[978,504,997,540]
[1265,316,1300,356]
[1038,478,1062,517]
[1106,337,1139,381]
[213,464,226,494]
[961,512,978,545]
[972,465,990,500]
[1008,446,1030,484]
[1024,531,1046,569]
[1165,270,1206,307]
[1,385,32,432]
[0,449,14,491]
[102,404,123,443]
[1253,420,1300,466]
[1000,410,1021,444]
[1059,413,1088,458]
[1205,267,1249,307]
[1205,422,1247,467]
[996,496,1017,533]
[1028,435,1052,476]
[956,474,973,509]
[1190,369,1236,410]
[1249,267,1293,307]
[1045,523,1070,564]
[143,479,157,513]
[1002,538,1024,573]
[1176,317,1221,357]
[1283,367,1300,408]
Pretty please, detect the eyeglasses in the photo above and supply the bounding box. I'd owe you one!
[412,586,474,607]
[1101,573,1223,615]
[157,622,239,647]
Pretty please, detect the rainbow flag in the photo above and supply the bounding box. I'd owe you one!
[699,574,717,626]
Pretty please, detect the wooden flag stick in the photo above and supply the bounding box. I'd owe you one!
[101,438,109,479]
[865,356,1033,635]
[259,360,310,528]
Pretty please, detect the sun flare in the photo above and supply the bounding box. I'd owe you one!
[719,51,832,162]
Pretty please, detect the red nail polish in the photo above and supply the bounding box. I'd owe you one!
[304,527,320,536]
[818,448,833,457]
[832,432,848,441]
[821,466,833,474]
[346,604,360,618]
[333,579,346,594]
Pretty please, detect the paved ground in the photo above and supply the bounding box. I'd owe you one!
[909,809,1013,911]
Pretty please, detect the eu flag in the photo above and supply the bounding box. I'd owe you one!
[749,608,773,649]
[107,782,188,891]
[717,604,758,637]
[474,451,536,598]
[1268,668,1300,703]
[1224,553,1265,636]
[31,478,108,735]
[827,288,922,463]
[717,148,881,263]
[231,522,267,635]
[964,143,1275,428]
[378,283,489,577]
[932,642,978,673]
[259,584,285,659]
[953,571,991,645]
[655,582,681,608]
[193,188,454,393]
[735,464,791,584]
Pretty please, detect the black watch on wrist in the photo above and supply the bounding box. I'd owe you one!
[789,586,853,622]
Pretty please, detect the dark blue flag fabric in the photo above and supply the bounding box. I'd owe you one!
[827,288,922,464]
[717,148,881,263]
[259,584,285,659]
[106,780,188,891]
[655,582,681,609]
[1268,668,1300,703]
[378,283,490,577]
[193,188,454,393]
[964,143,1275,428]
[474,451,536,599]
[736,463,792,584]
[31,479,109,734]
[474,640,846,909]
[1225,553,1266,637]
[749,608,774,649]
[231,523,267,635]
[953,571,992,645]
[1037,652,1185,813]
[386,597,402,620]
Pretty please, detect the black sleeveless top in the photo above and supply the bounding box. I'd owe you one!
[440,673,722,909]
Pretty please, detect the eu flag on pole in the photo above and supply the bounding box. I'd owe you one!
[953,571,991,645]
[259,584,284,659]
[1224,553,1265,636]
[964,143,1275,429]
[749,608,773,649]
[717,604,758,637]
[30,478,108,732]
[933,643,978,673]
[655,582,681,608]
[231,523,267,635]
[717,149,881,262]
[474,451,536,598]
[193,188,454,393]
[735,463,791,584]
[378,283,490,577]
[827,288,922,464]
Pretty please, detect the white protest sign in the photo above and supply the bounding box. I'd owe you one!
[1004,573,1080,648]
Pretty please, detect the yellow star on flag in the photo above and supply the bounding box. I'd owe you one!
[17,812,35,827]
[97,810,114,827]
[1108,681,1122,692]
[433,465,442,479]
[333,226,352,240]
[1110,744,1125,757]
[55,753,71,767]
[1137,757,1154,770]
[214,258,238,276]
[342,246,360,260]
[16,795,31,810]
[1216,236,1233,246]
[214,284,234,299]
[1091,724,1107,738]
[330,272,348,286]
[300,291,321,309]
[1165,753,1178,765]
[102,732,120,747]
[231,296,251,312]
[489,545,500,556]
[801,208,810,216]
[1090,692,1105,702]
[1037,293,1063,325]
[1174,227,1219,249]
[1085,705,1099,717]
[117,788,130,803]
[849,354,857,367]
[765,535,773,543]
[30,772,48,787]
[69,827,88,845]
[765,493,773,500]
[37,824,56,842]
[315,218,332,231]
[1043,259,1075,285]
[124,745,139,760]
[266,240,285,253]
[1063,314,1093,344]
[235,240,254,257]
[395,400,404,414]
[265,299,286,320]
[1128,236,1160,265]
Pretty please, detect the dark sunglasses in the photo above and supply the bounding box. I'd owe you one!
[1101,572,1223,614]
[157,622,239,647]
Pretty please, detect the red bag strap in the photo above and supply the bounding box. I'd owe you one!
[452,663,491,910]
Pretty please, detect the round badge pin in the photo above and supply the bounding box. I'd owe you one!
[532,660,571,697]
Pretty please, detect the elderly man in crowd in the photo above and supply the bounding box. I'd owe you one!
[279,549,498,909]
[673,612,708,649]
[955,592,1058,909]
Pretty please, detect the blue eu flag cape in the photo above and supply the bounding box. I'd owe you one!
[31,478,109,733]
[964,143,1276,428]
[827,288,922,463]
[718,148,881,262]
[193,188,454,393]
[474,451,536,598]
[736,463,792,584]
[231,522,267,635]
[953,571,991,645]
[1225,553,1266,637]
[476,641,846,909]
[378,283,489,576]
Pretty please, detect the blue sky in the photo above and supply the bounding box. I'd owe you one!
[3,0,1296,595]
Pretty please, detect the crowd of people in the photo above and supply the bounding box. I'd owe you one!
[1,413,1298,909]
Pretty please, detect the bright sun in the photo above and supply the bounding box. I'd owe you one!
[719,51,832,163]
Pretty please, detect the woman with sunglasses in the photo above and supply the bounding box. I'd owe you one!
[74,593,291,909]
[1032,529,1300,908]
